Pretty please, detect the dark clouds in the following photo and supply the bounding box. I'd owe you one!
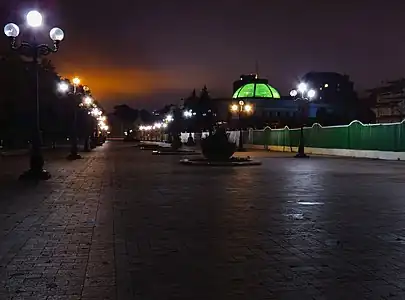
[3,0,405,110]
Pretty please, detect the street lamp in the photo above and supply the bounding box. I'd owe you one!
[58,81,69,93]
[290,83,316,158]
[183,110,193,118]
[230,100,254,151]
[4,10,65,180]
[182,109,196,144]
[57,78,85,160]
[83,96,93,106]
[165,114,174,122]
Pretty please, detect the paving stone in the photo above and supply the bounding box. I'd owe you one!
[2,144,405,298]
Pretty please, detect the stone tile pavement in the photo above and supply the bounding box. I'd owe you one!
[1,143,405,299]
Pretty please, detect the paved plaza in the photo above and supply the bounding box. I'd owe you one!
[2,143,405,299]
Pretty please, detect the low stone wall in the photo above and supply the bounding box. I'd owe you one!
[246,144,405,161]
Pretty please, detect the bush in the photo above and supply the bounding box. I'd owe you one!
[201,128,235,161]
[171,134,182,150]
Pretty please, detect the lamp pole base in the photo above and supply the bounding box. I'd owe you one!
[66,153,82,160]
[295,152,309,158]
[19,168,51,181]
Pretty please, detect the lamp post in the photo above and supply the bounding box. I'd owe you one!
[290,83,316,158]
[58,77,83,160]
[230,100,253,151]
[4,11,64,180]
[82,96,94,151]
[183,109,195,145]
[90,106,104,146]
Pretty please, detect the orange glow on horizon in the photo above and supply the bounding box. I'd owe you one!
[57,63,186,104]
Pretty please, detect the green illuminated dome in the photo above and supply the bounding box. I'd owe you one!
[232,83,281,99]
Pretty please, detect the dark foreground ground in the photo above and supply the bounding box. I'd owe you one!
[1,143,405,299]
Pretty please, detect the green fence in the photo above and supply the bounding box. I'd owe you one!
[251,120,405,152]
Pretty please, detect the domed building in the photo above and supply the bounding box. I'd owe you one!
[225,74,331,127]
[232,82,281,99]
[231,78,299,124]
[212,74,332,128]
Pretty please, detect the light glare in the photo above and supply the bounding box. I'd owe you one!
[83,96,93,106]
[307,89,316,98]
[72,77,80,85]
[58,82,69,93]
[26,10,43,28]
[231,104,239,112]
[298,82,307,93]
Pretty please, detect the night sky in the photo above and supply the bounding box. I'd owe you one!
[2,0,405,110]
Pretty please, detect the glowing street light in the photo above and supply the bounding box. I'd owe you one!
[244,104,252,113]
[83,96,93,106]
[230,100,254,151]
[298,82,308,94]
[49,27,64,42]
[183,110,193,118]
[26,10,43,28]
[307,89,316,99]
[4,23,19,38]
[58,81,69,93]
[291,83,317,159]
[165,115,174,122]
[72,77,80,86]
[91,107,102,117]
[231,104,238,112]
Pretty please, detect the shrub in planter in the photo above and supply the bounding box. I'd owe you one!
[201,128,235,161]
[123,135,135,142]
[171,134,182,150]
[186,134,196,146]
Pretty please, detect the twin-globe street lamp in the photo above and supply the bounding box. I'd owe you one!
[230,100,253,151]
[4,10,64,180]
[290,83,316,158]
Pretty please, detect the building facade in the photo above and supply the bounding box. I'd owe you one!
[369,79,405,123]
[215,75,332,128]
[300,72,356,104]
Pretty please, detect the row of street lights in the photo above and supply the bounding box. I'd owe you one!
[137,84,312,155]
[3,10,108,180]
[57,77,109,159]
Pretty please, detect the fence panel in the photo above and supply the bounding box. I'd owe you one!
[249,120,405,152]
